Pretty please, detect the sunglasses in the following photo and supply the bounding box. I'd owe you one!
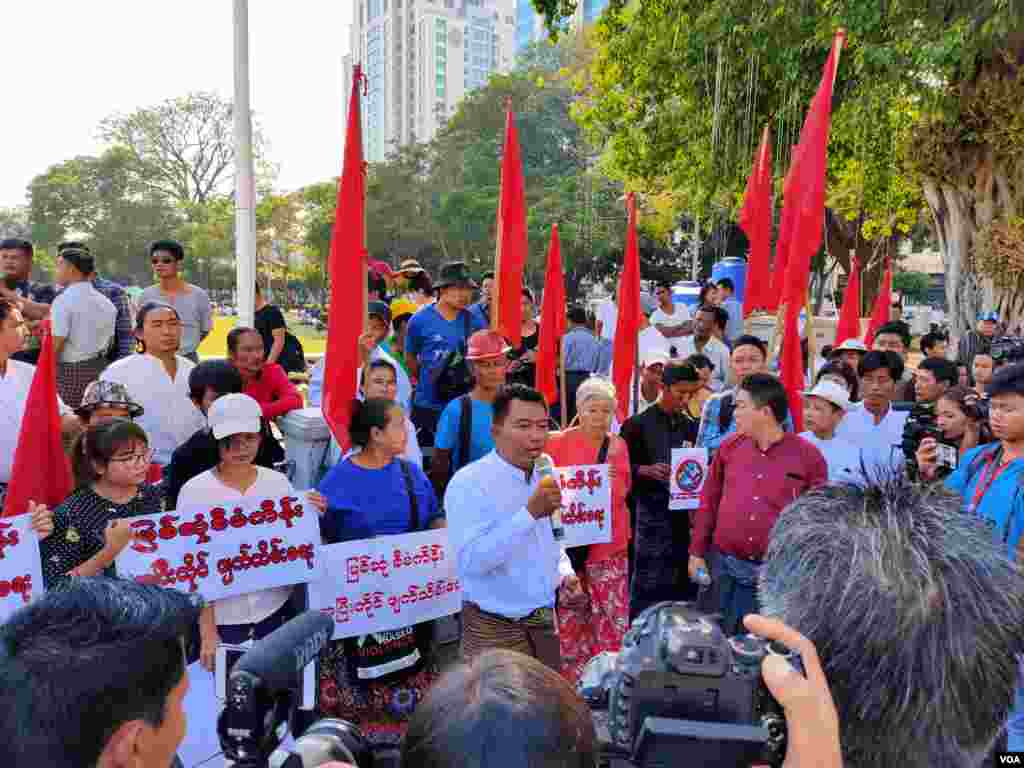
[151,257,176,265]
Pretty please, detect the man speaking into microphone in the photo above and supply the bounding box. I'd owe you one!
[445,384,585,672]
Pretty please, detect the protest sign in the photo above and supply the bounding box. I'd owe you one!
[115,494,323,601]
[0,513,43,622]
[670,448,709,510]
[308,529,462,640]
[555,464,612,548]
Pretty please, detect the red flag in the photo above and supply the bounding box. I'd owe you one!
[740,125,773,317]
[493,102,528,348]
[2,323,72,518]
[834,255,862,345]
[777,30,845,430]
[766,147,800,312]
[321,66,367,451]
[535,224,565,405]
[863,259,893,349]
[612,194,642,423]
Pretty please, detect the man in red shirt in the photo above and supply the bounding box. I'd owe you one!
[689,373,826,634]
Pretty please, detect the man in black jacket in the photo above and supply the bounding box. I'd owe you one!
[163,360,283,509]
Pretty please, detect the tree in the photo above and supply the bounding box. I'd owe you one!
[0,208,30,239]
[893,270,932,305]
[99,92,270,213]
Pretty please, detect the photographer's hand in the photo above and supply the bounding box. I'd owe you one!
[199,605,219,673]
[915,437,939,481]
[743,614,842,768]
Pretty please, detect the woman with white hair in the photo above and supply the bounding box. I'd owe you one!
[545,376,631,684]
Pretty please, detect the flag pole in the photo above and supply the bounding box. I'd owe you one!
[233,0,257,328]
[559,339,568,429]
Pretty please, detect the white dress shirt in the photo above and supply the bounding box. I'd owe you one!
[177,466,295,626]
[100,353,206,465]
[444,450,573,619]
[675,335,730,391]
[799,431,862,482]
[0,359,71,484]
[835,404,909,477]
[596,298,617,341]
[50,282,116,363]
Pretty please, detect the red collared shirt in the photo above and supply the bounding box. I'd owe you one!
[691,432,827,561]
[244,363,303,420]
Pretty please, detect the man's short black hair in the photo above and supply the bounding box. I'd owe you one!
[493,384,547,425]
[0,238,32,259]
[918,357,958,388]
[149,239,185,261]
[482,271,495,281]
[920,331,946,354]
[188,359,244,402]
[567,305,589,325]
[739,372,789,424]
[0,578,199,767]
[875,321,911,348]
[859,350,904,381]
[655,280,673,292]
[717,277,735,292]
[986,361,1024,399]
[733,334,768,359]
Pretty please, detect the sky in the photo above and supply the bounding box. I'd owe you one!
[1,0,354,208]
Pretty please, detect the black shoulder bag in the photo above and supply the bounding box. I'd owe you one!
[454,394,474,476]
[566,436,611,574]
[435,311,474,403]
[344,460,432,685]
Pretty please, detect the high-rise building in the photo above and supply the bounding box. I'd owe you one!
[515,0,545,55]
[347,0,517,163]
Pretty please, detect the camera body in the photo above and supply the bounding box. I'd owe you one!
[894,402,958,478]
[990,336,1024,367]
[580,603,801,768]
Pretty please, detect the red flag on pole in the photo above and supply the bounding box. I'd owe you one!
[612,194,641,423]
[766,147,800,312]
[777,31,845,431]
[321,65,367,451]
[2,323,72,518]
[535,224,565,405]
[740,125,773,318]
[492,101,527,348]
[833,255,862,345]
[863,259,893,349]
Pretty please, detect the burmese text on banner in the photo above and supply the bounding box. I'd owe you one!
[115,494,323,600]
[308,529,462,641]
[0,513,44,622]
[556,464,612,548]
[670,448,709,510]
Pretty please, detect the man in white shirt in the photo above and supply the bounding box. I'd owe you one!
[650,281,693,341]
[799,380,861,482]
[595,289,618,342]
[50,246,116,409]
[836,351,909,477]
[676,305,730,390]
[444,384,585,671]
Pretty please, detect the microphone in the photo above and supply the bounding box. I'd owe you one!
[234,610,333,692]
[534,453,564,541]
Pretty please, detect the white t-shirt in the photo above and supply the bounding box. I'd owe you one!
[0,360,71,484]
[650,303,692,332]
[100,354,206,465]
[799,431,862,482]
[177,466,295,626]
[834,404,909,477]
[50,282,117,363]
[596,298,618,341]
[637,325,671,362]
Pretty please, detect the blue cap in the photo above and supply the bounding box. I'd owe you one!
[979,311,999,322]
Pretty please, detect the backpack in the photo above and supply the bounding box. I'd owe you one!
[566,436,611,574]
[435,311,474,403]
[718,393,735,433]
[453,395,474,476]
[277,331,307,374]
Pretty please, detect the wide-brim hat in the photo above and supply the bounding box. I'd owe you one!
[435,261,477,290]
[398,258,426,275]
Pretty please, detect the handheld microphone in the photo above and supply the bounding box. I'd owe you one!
[534,453,564,541]
[234,610,333,692]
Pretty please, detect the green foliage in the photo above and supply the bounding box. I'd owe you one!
[892,270,932,304]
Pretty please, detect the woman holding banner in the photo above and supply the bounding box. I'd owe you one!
[315,397,444,750]
[545,377,631,685]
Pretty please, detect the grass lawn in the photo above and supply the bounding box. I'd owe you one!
[197,314,327,359]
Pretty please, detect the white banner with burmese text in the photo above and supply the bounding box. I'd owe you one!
[555,464,612,548]
[0,513,44,622]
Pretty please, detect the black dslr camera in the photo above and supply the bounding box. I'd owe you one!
[579,603,803,768]
[893,402,958,478]
[990,336,1024,367]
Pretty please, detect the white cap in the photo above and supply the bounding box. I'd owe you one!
[643,350,670,368]
[208,393,262,440]
[802,379,853,411]
[834,338,868,354]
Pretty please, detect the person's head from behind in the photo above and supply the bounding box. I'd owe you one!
[149,239,185,280]
[362,359,399,401]
[972,353,995,388]
[0,299,26,360]
[401,649,596,768]
[815,360,859,402]
[350,397,406,458]
[575,376,616,436]
[491,384,549,470]
[0,237,33,281]
[858,351,903,415]
[566,305,589,328]
[915,357,958,404]
[717,276,735,298]
[76,380,144,427]
[686,353,714,389]
[936,386,985,443]
[0,578,198,768]
[731,335,768,382]
[72,418,151,490]
[760,477,1024,767]
[984,362,1024,445]
[734,373,788,435]
[872,322,910,359]
[920,331,947,360]
[226,327,265,378]
[188,359,244,415]
[209,394,264,469]
[659,363,702,415]
[135,302,181,356]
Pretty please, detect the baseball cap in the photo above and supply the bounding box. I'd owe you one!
[833,338,868,354]
[390,298,417,322]
[642,350,670,368]
[367,300,391,325]
[979,311,999,322]
[802,379,852,411]
[207,393,262,440]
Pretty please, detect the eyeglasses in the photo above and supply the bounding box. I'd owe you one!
[109,449,154,466]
